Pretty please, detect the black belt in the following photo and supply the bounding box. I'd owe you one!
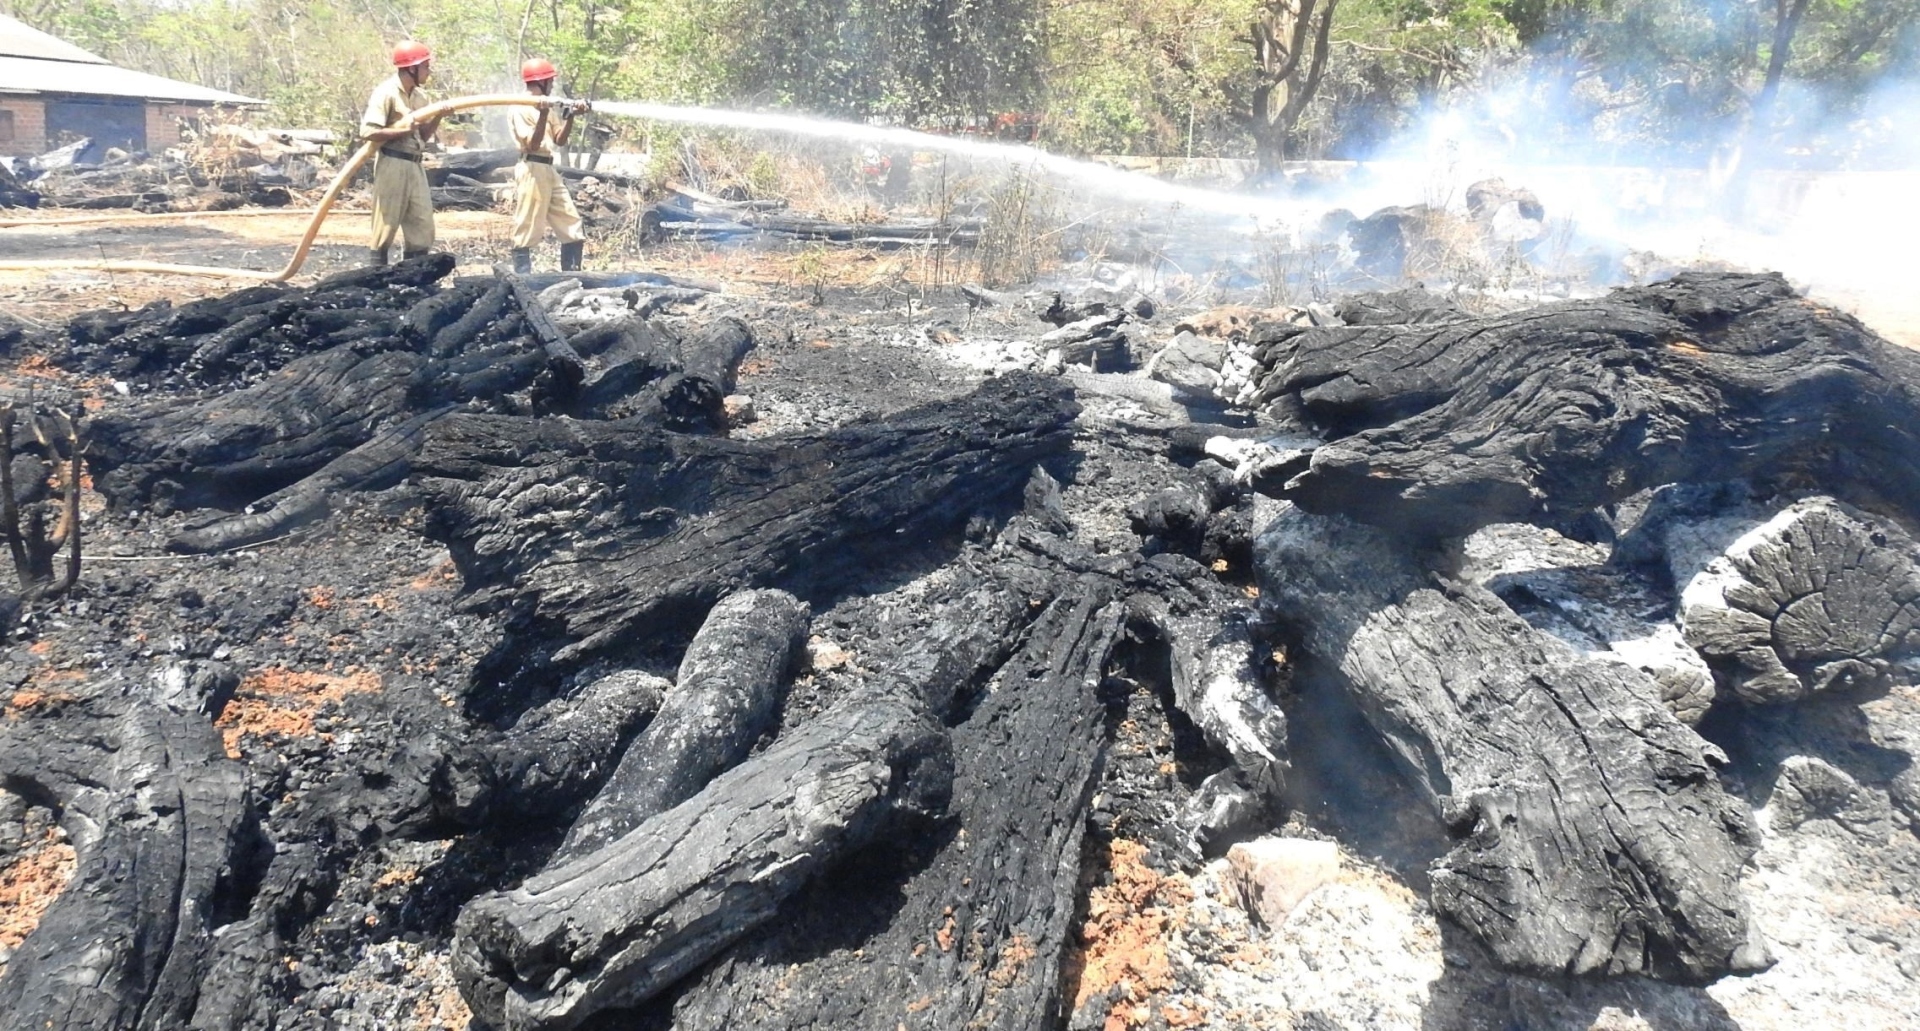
[377,147,421,162]
[522,153,553,165]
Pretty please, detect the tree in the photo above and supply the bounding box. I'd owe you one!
[1245,0,1339,175]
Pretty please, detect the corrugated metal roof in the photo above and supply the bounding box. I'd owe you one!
[0,14,109,64]
[0,55,262,105]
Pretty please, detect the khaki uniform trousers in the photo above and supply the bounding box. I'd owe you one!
[370,155,434,253]
[511,160,584,248]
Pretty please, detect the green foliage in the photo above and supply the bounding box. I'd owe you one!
[0,0,1909,166]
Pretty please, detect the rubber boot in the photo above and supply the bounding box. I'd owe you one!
[366,248,388,267]
[560,241,584,272]
[511,248,532,275]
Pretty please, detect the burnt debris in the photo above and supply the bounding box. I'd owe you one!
[3,266,1920,1030]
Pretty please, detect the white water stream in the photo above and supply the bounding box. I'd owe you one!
[592,101,1311,227]
[590,101,1920,342]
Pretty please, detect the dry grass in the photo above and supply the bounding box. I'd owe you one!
[975,167,1063,289]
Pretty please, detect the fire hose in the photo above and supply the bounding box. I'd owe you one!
[0,93,558,282]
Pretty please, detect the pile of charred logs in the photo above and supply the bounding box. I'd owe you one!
[1,141,300,212]
[3,261,1920,1030]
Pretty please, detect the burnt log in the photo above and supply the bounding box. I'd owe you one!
[452,526,1127,1031]
[1255,504,1769,982]
[1128,558,1287,808]
[557,588,809,860]
[59,254,455,385]
[90,345,429,511]
[628,478,1248,1030]
[1258,272,1920,538]
[431,149,520,184]
[1662,496,1920,704]
[415,372,1079,662]
[654,572,1125,1031]
[642,196,981,247]
[83,265,616,515]
[469,668,671,826]
[452,682,954,1030]
[0,677,255,1031]
[553,315,752,427]
[165,406,451,553]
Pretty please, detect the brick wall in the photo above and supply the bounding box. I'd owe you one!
[0,97,47,157]
[145,102,199,151]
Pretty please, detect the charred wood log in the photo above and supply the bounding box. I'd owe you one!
[431,149,520,184]
[1039,311,1132,371]
[434,183,501,210]
[165,407,450,553]
[556,316,753,427]
[84,265,609,515]
[556,588,809,861]
[0,679,256,1031]
[1661,496,1920,704]
[451,682,955,1031]
[415,372,1078,663]
[1256,272,1920,539]
[1128,557,1287,806]
[631,476,1262,1030]
[1255,504,1769,983]
[464,669,670,827]
[59,255,457,386]
[642,196,982,247]
[90,346,429,512]
[652,572,1125,1031]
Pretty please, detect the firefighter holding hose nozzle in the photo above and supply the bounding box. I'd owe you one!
[509,58,590,274]
[362,40,442,266]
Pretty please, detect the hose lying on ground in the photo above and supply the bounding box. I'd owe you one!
[0,94,550,282]
[0,208,368,230]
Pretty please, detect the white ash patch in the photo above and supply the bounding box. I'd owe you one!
[1173,842,1444,1030]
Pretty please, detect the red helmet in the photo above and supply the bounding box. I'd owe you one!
[392,40,432,68]
[521,58,557,83]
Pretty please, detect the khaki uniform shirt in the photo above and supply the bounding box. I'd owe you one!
[510,104,564,158]
[362,75,431,155]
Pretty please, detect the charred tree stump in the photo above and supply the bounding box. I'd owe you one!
[1255,504,1769,982]
[415,372,1079,663]
[0,405,85,600]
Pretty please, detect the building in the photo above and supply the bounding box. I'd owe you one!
[0,14,262,162]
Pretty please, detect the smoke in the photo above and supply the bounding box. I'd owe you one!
[1282,67,1920,339]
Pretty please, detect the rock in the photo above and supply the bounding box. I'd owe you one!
[1146,330,1226,400]
[805,635,851,671]
[722,393,756,427]
[1225,837,1342,928]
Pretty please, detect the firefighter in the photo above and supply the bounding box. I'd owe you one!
[361,40,442,266]
[509,58,590,273]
